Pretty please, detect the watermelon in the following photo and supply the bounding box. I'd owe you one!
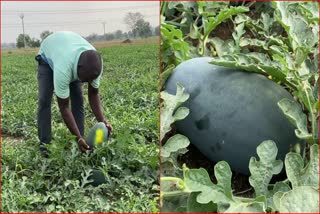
[165,57,301,175]
[88,168,106,187]
[86,122,109,149]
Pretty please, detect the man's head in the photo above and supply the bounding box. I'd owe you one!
[77,50,102,83]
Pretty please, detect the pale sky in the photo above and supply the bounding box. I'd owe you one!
[1,1,159,43]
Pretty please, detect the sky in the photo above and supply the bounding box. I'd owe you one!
[1,1,159,43]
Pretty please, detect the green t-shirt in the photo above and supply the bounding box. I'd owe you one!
[38,31,102,99]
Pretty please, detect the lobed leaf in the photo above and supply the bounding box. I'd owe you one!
[161,134,190,158]
[285,144,319,188]
[278,98,312,140]
[203,6,249,39]
[186,192,217,212]
[184,165,232,205]
[278,186,319,212]
[249,140,283,196]
[160,83,190,141]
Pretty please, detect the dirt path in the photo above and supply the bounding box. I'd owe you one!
[2,134,24,146]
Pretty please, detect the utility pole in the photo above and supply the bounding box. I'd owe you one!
[19,13,27,48]
[102,21,106,40]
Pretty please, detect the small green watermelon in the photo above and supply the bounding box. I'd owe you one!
[88,168,106,187]
[86,122,109,149]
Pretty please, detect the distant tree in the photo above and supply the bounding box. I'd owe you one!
[154,26,160,36]
[115,30,123,39]
[124,12,153,38]
[29,38,40,47]
[86,33,99,42]
[123,32,128,39]
[133,19,152,38]
[16,34,40,48]
[106,33,115,41]
[16,34,31,48]
[127,31,134,38]
[124,12,144,33]
[40,30,53,41]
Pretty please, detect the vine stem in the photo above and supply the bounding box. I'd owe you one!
[161,177,185,189]
[302,80,316,144]
[161,190,189,198]
[234,187,253,196]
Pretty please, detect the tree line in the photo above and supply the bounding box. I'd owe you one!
[15,12,159,48]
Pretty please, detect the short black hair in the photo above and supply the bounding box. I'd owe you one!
[78,50,102,79]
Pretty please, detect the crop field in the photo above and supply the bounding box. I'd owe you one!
[160,1,318,213]
[2,43,159,212]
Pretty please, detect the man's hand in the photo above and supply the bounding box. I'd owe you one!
[77,138,91,152]
[103,120,113,136]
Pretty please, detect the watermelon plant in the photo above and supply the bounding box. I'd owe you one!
[161,1,319,212]
[2,43,159,212]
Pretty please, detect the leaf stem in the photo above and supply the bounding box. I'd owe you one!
[303,81,316,144]
[161,190,189,198]
[161,176,185,189]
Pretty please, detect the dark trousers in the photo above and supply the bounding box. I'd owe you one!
[36,55,85,146]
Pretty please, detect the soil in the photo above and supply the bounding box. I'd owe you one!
[122,39,132,44]
[2,134,24,146]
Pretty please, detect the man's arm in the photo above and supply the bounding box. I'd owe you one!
[88,84,113,135]
[88,84,104,122]
[57,97,90,151]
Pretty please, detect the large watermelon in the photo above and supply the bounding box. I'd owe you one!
[165,57,300,175]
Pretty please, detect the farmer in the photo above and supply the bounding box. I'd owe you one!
[35,31,112,157]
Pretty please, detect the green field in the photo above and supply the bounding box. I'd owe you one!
[1,43,159,212]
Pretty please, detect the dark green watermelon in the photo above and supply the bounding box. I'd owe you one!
[165,57,300,175]
[88,168,106,187]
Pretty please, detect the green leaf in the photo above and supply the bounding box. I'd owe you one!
[232,23,245,53]
[240,38,267,50]
[225,196,266,212]
[273,181,291,193]
[261,12,273,34]
[161,22,191,65]
[272,191,285,211]
[161,134,190,158]
[175,206,187,212]
[160,83,190,141]
[184,167,231,204]
[294,80,317,114]
[209,37,235,57]
[162,158,187,177]
[303,144,319,186]
[203,6,249,39]
[268,182,291,211]
[278,98,312,140]
[197,1,228,15]
[214,161,232,199]
[279,186,319,212]
[249,140,283,196]
[285,144,319,189]
[273,2,317,51]
[80,168,94,188]
[168,2,195,10]
[187,192,217,212]
[211,53,288,84]
[299,2,319,23]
